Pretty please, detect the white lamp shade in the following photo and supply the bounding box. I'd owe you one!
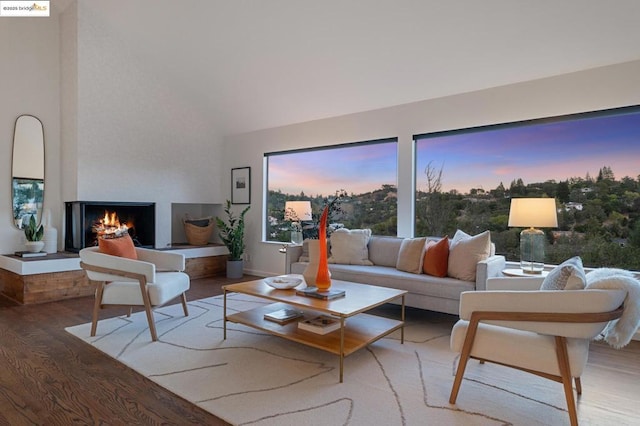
[508,198,558,228]
[284,201,312,221]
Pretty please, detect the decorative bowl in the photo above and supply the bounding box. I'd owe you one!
[264,275,304,289]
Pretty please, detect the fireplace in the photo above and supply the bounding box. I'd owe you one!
[64,201,156,252]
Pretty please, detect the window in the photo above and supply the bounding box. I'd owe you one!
[415,105,640,269]
[265,138,398,242]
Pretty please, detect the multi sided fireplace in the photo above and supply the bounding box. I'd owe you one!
[64,201,156,252]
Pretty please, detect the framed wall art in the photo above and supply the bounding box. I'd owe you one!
[231,167,251,204]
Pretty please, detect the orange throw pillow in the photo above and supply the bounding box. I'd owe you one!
[422,236,449,277]
[98,235,138,259]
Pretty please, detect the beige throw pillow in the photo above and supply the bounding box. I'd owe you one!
[396,237,427,274]
[328,228,374,265]
[447,230,491,282]
[541,256,586,290]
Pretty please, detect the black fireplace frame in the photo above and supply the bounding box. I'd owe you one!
[64,201,156,252]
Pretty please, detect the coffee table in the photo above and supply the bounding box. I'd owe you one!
[222,279,407,382]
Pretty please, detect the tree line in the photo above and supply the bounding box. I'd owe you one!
[268,165,640,270]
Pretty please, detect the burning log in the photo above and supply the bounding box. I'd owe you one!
[93,210,130,239]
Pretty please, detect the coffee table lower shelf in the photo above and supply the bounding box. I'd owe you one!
[225,302,404,379]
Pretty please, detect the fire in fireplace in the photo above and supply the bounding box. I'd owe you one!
[64,201,156,252]
[93,210,131,239]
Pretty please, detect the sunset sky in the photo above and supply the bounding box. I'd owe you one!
[268,141,397,196]
[268,109,640,197]
[416,110,640,194]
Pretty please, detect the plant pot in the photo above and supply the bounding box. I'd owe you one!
[227,260,244,279]
[25,241,45,253]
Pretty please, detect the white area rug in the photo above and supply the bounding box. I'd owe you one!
[65,294,623,426]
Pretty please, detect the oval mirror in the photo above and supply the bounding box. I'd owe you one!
[12,115,45,229]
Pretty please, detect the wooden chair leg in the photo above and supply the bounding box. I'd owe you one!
[575,377,582,395]
[181,293,189,316]
[144,304,158,341]
[555,336,579,426]
[450,320,480,404]
[90,281,105,337]
[137,277,158,341]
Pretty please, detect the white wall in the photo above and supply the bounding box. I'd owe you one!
[0,4,226,255]
[224,60,640,277]
[62,3,225,248]
[0,16,61,254]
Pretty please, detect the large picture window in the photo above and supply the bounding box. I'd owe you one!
[415,105,640,269]
[265,138,398,243]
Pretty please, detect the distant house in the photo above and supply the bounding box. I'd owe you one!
[551,230,585,242]
[564,202,584,211]
[613,238,628,247]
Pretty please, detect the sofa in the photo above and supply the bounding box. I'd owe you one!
[285,230,506,315]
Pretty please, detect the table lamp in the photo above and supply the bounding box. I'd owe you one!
[284,201,312,244]
[508,198,558,274]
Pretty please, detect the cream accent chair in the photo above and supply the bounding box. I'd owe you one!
[79,246,190,341]
[449,276,625,426]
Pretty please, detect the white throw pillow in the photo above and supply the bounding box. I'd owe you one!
[396,237,427,274]
[328,228,374,265]
[447,230,491,282]
[541,256,586,290]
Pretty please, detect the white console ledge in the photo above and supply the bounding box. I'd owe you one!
[0,253,82,275]
[1,245,228,276]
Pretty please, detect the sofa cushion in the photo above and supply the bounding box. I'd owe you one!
[328,228,373,265]
[448,230,491,282]
[312,263,475,299]
[298,239,330,262]
[541,256,586,290]
[423,236,449,277]
[396,237,427,274]
[368,236,403,267]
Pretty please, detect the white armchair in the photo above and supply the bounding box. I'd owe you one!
[79,246,190,341]
[449,277,625,426]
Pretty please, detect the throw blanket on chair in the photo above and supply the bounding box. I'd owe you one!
[586,268,640,348]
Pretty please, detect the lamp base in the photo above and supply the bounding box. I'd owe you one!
[520,261,544,274]
[520,227,545,275]
[290,230,303,245]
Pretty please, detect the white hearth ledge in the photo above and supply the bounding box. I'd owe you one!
[1,245,227,276]
[0,255,81,275]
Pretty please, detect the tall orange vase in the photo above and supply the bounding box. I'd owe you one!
[315,206,332,291]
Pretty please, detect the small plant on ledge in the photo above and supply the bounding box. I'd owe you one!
[215,200,250,261]
[24,214,44,242]
[23,214,45,253]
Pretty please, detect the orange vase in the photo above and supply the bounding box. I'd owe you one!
[315,206,332,291]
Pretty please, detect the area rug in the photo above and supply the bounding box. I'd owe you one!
[65,294,615,426]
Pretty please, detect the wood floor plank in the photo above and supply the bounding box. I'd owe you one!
[0,274,255,425]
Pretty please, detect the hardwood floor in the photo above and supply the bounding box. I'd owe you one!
[1,275,639,425]
[0,274,259,426]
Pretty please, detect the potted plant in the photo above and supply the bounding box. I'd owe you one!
[24,214,45,252]
[216,200,250,279]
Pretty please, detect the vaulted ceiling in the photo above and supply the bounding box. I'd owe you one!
[55,0,640,136]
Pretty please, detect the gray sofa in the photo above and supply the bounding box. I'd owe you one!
[285,236,506,315]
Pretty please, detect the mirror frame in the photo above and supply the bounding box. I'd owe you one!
[12,114,45,229]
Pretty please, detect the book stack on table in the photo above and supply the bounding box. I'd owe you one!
[263,308,304,324]
[295,287,345,300]
[297,314,341,335]
[14,251,47,258]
